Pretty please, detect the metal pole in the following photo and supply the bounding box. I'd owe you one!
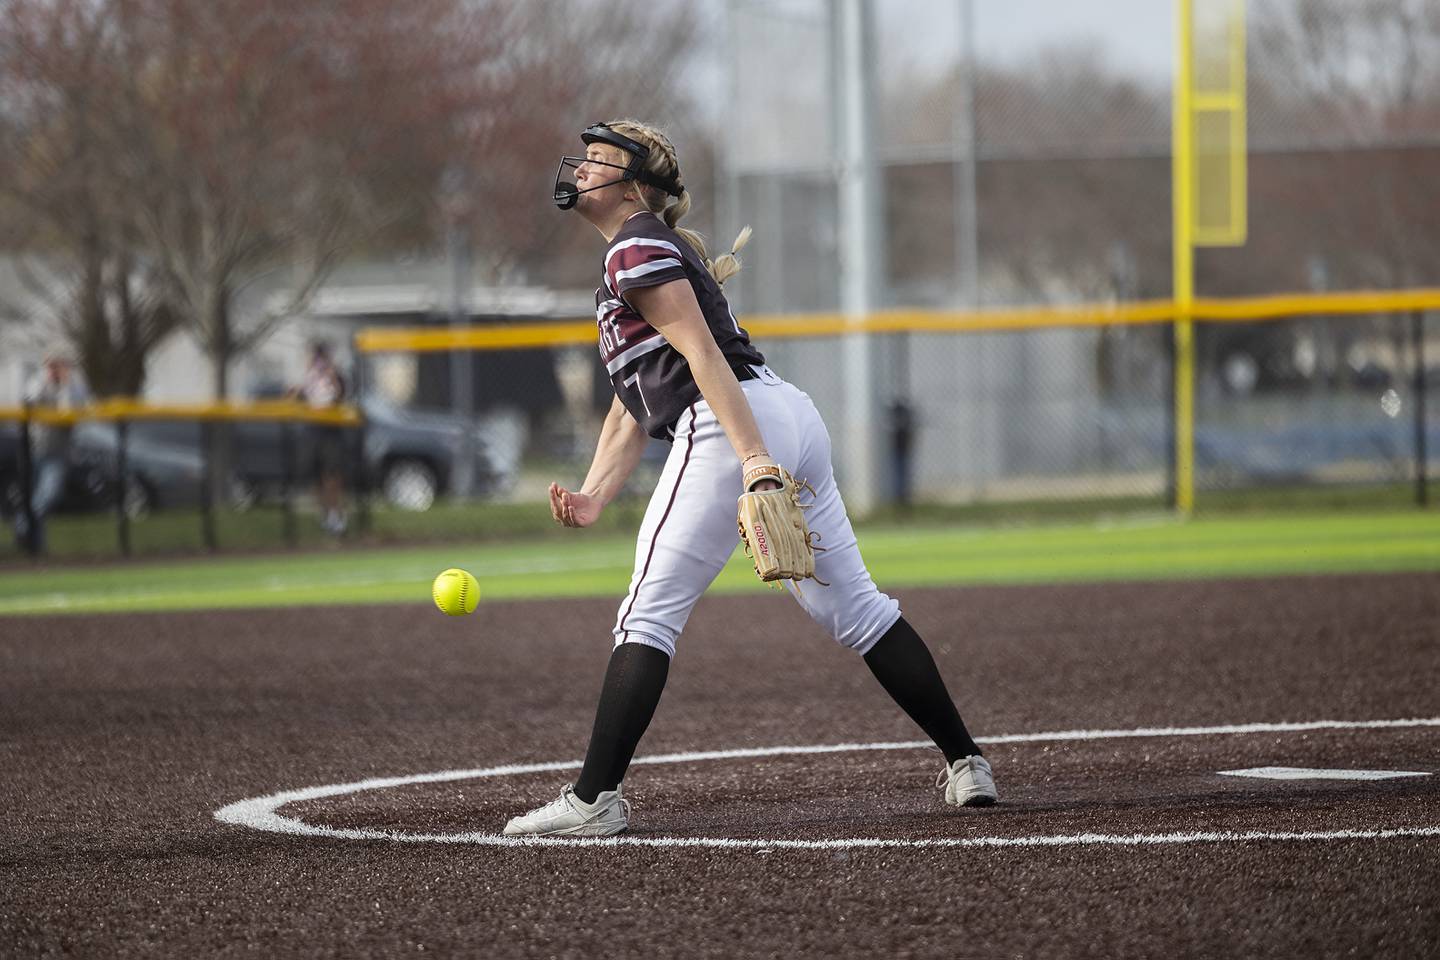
[957,0,991,496]
[1414,310,1429,507]
[200,420,217,551]
[447,177,475,499]
[351,415,368,535]
[1164,323,1178,506]
[958,0,979,305]
[722,0,743,259]
[1172,0,1197,513]
[17,411,38,557]
[351,332,371,535]
[280,420,297,547]
[836,0,882,514]
[115,418,131,557]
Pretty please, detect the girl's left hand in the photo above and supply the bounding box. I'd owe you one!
[549,482,603,528]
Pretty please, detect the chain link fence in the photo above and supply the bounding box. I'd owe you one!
[716,0,1439,510]
[5,0,1437,562]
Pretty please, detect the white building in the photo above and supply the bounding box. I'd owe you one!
[0,256,592,408]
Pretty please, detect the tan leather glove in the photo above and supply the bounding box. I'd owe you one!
[736,460,825,584]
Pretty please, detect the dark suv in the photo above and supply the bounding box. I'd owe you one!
[223,394,517,511]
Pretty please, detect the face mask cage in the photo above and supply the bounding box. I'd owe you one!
[551,155,637,210]
[552,123,684,210]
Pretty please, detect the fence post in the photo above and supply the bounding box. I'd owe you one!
[115,418,131,557]
[349,333,370,536]
[353,413,370,535]
[280,419,297,547]
[200,419,217,551]
[17,410,39,557]
[1414,310,1429,508]
[1164,322,1178,509]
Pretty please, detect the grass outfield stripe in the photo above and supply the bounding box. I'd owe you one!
[1,511,1437,615]
[880,518,1391,551]
[4,510,1433,583]
[18,526,1434,595]
[0,525,1417,595]
[2,519,1436,609]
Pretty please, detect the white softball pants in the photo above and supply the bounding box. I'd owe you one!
[612,369,901,658]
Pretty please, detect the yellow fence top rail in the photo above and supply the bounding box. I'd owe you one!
[0,400,360,426]
[1192,288,1440,321]
[353,287,1440,353]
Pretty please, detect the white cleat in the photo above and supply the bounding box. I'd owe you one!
[503,784,631,838]
[937,755,998,807]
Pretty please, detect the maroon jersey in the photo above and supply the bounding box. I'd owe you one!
[596,212,766,439]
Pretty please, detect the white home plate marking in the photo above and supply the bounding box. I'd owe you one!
[1219,767,1432,781]
[215,716,1440,850]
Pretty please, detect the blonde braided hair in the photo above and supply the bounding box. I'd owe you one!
[605,118,751,285]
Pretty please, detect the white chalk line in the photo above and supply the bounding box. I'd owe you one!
[214,716,1440,850]
[220,823,1440,851]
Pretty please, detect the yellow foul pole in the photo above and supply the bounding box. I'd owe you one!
[1172,0,1196,514]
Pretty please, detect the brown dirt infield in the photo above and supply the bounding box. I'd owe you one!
[3,571,1438,958]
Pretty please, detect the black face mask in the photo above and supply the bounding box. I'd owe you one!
[552,123,684,211]
[551,155,635,210]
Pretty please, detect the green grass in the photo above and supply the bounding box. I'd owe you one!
[0,497,663,562]
[7,479,1437,563]
[0,510,1436,616]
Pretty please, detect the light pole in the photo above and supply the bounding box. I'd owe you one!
[835,0,883,514]
[443,166,476,498]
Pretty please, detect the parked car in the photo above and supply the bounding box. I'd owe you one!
[3,394,518,519]
[219,393,517,512]
[0,420,204,520]
[362,393,518,508]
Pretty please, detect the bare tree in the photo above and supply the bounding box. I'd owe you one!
[98,0,487,400]
[1249,0,1440,290]
[2,0,711,406]
[447,0,708,289]
[885,46,1171,306]
[0,0,179,396]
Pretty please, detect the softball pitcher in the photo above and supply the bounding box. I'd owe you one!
[504,120,996,837]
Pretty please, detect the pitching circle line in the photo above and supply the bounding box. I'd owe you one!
[214,716,1440,850]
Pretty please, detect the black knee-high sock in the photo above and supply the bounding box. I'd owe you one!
[573,643,670,804]
[863,617,981,765]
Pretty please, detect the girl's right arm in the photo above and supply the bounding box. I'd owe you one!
[550,394,650,527]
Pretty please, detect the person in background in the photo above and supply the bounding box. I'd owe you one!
[14,352,90,554]
[295,342,349,535]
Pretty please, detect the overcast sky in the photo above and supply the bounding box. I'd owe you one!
[694,0,1179,130]
[969,0,1173,83]
[716,0,1178,81]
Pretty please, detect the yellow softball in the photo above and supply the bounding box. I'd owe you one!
[432,567,480,616]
